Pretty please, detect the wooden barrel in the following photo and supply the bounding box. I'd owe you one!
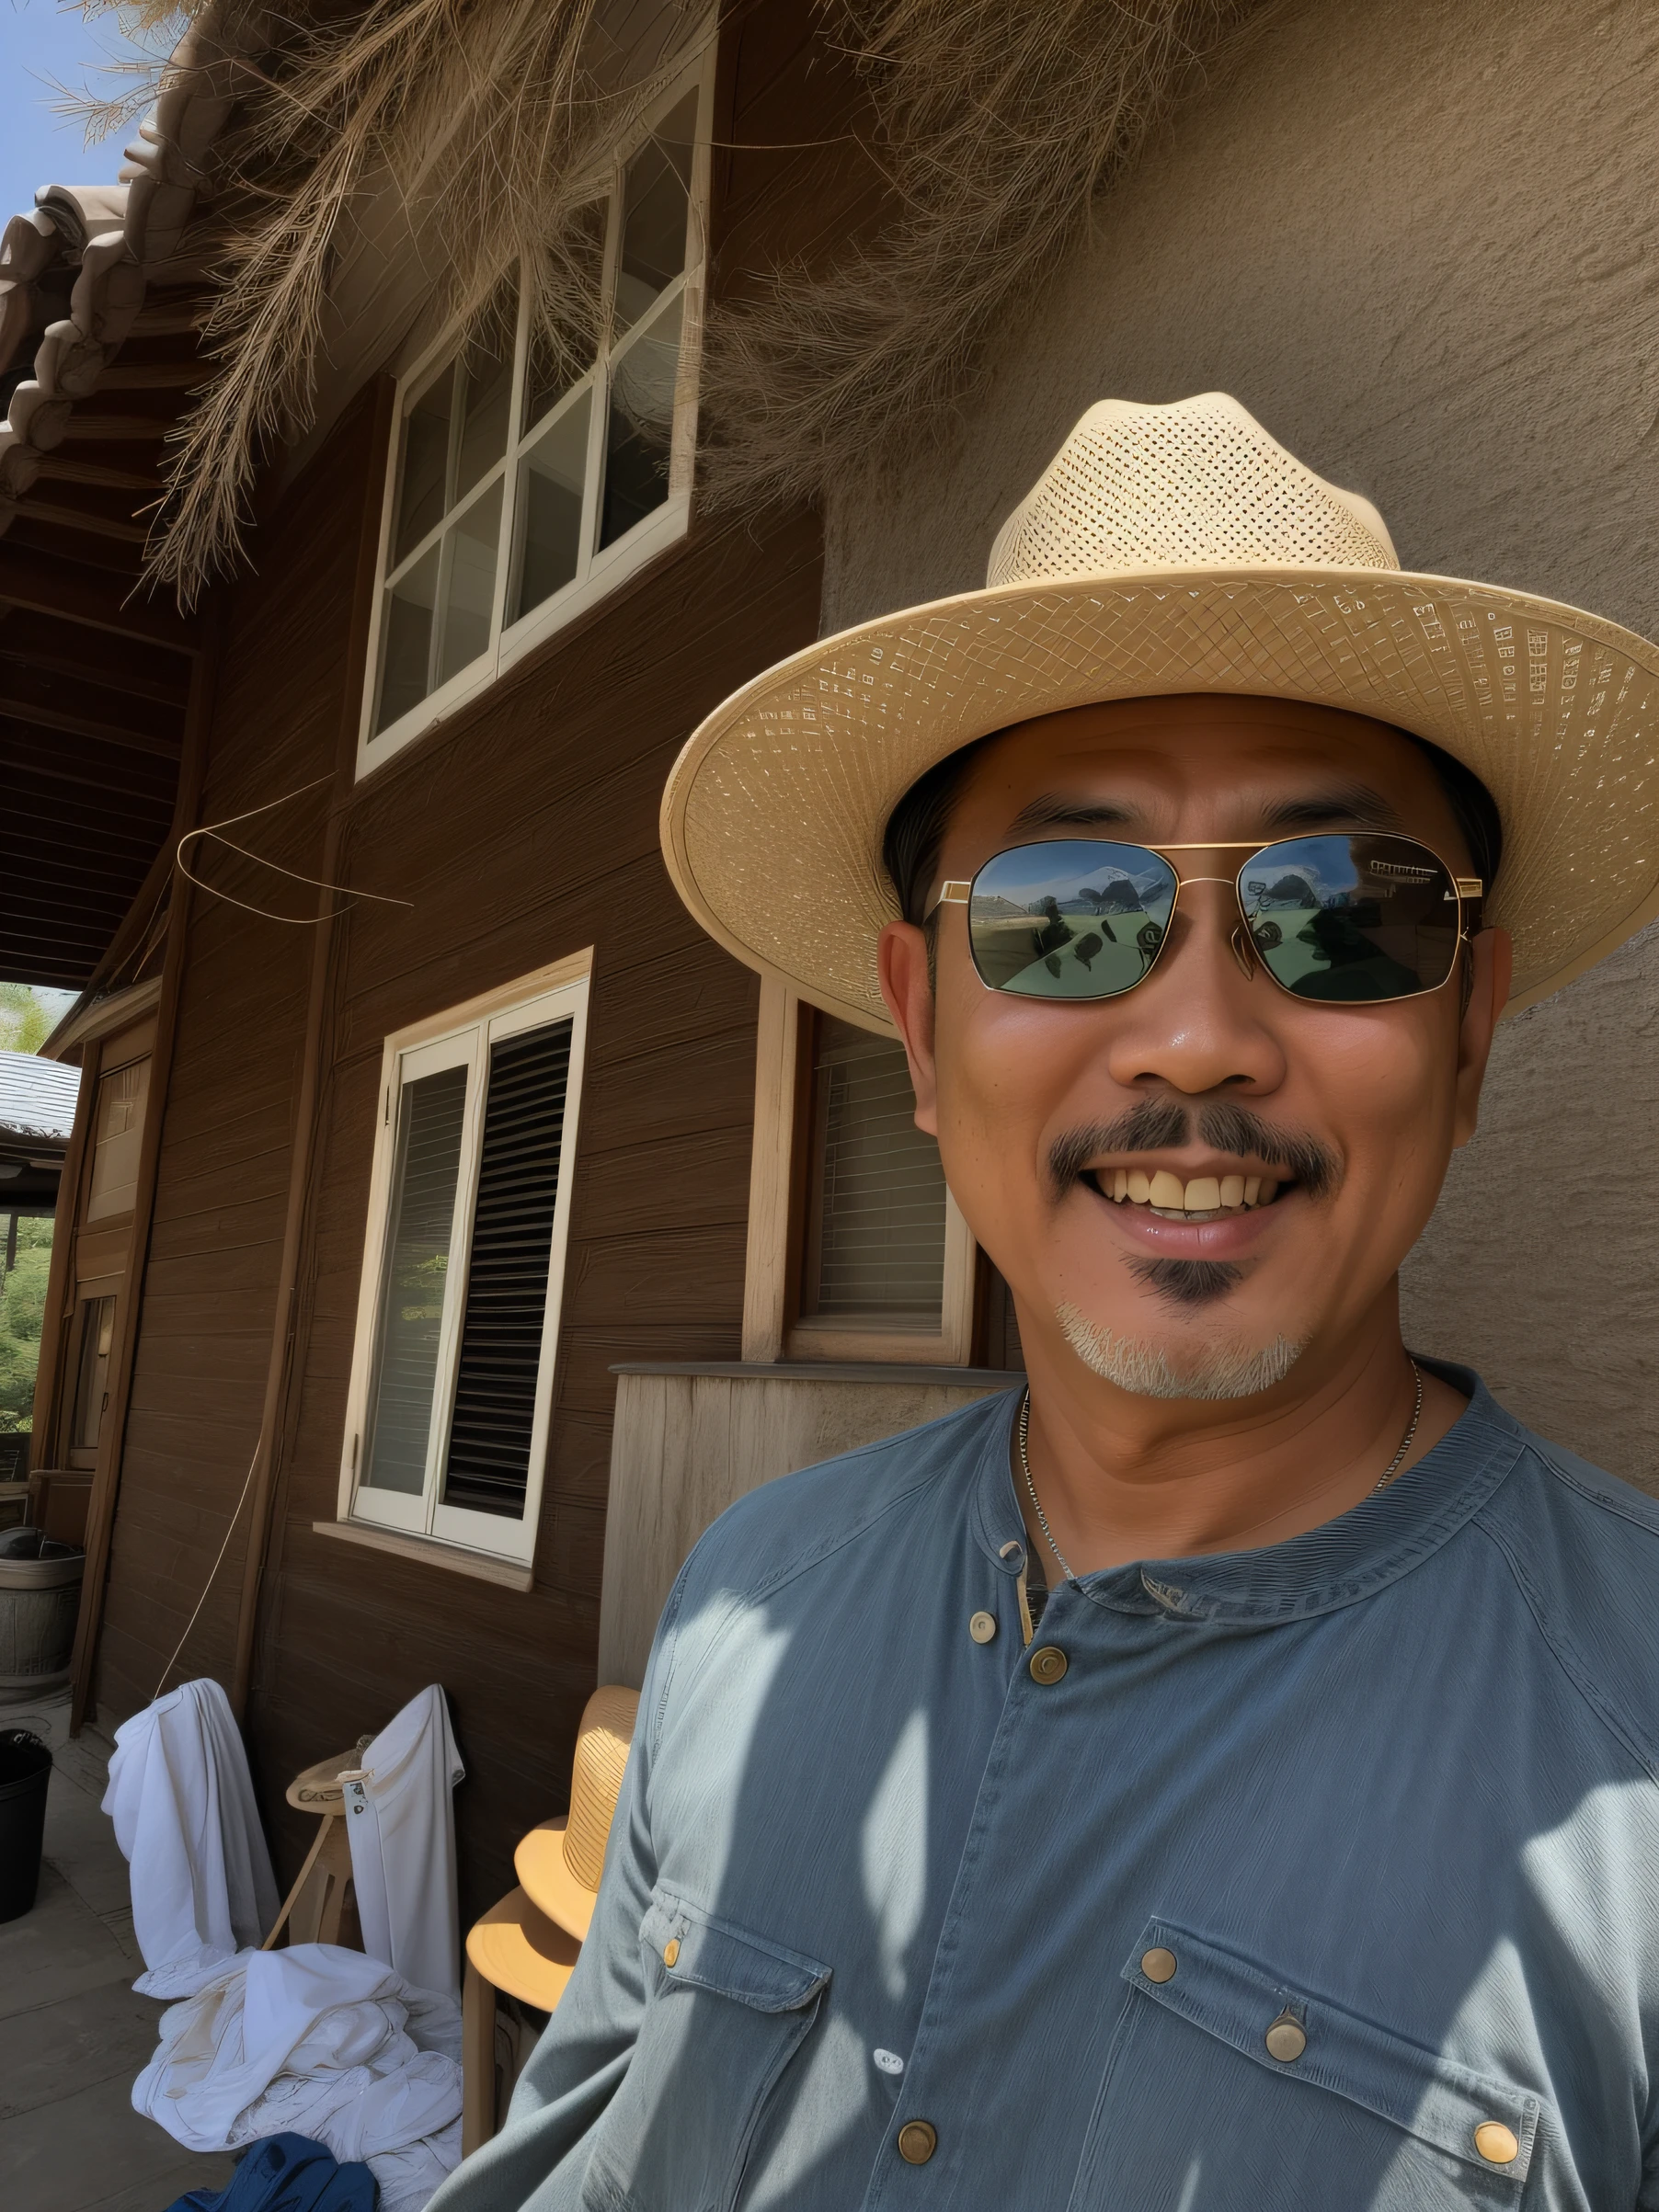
[0,1532,85,1701]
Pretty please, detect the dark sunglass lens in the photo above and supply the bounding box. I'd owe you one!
[1241,835,1459,1002]
[968,841,1177,998]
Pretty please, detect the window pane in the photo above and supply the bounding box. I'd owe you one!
[437,479,503,687]
[615,93,696,331]
[441,1018,574,1518]
[394,370,453,565]
[511,388,591,622]
[454,328,513,499]
[375,541,440,733]
[362,1064,468,1497]
[71,1294,116,1453]
[598,293,682,550]
[86,1055,149,1220]
[523,207,606,431]
[802,1018,946,1322]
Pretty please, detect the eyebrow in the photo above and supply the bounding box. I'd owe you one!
[1004,783,1408,838]
[1259,784,1408,834]
[1006,794,1138,834]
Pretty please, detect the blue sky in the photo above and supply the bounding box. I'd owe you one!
[0,1,157,223]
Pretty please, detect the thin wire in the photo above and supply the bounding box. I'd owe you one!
[176,775,414,925]
[153,1441,260,1704]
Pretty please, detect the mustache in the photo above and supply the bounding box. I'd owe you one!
[1047,1100,1340,1202]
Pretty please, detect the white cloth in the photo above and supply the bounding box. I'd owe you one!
[101,1677,280,1997]
[132,1942,463,2212]
[344,1684,465,2001]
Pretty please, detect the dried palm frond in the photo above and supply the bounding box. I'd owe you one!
[55,5,194,145]
[697,0,1269,510]
[69,0,1264,599]
[131,0,706,600]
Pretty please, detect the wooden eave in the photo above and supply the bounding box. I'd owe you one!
[0,76,237,992]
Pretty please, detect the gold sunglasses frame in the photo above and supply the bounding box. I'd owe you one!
[928,838,1485,1007]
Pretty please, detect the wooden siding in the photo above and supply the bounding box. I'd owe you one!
[94,393,372,1723]
[256,500,819,1917]
[89,0,875,1926]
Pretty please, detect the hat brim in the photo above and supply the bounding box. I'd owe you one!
[661,564,1659,1032]
[514,1816,597,1942]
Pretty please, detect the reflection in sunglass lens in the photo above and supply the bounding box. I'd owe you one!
[967,841,1180,999]
[1239,835,1460,1002]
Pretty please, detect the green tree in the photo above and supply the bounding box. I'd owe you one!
[0,1217,54,1432]
[0,983,73,1055]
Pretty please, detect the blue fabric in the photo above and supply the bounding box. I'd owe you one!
[429,1368,1659,2210]
[166,2134,376,2212]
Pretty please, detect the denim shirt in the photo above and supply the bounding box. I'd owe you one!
[431,1369,1659,2211]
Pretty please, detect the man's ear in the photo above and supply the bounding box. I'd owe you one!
[1452,927,1513,1148]
[877,920,940,1135]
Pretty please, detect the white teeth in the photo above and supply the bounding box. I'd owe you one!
[1183,1177,1220,1212]
[1149,1169,1186,1209]
[1127,1169,1151,1203]
[1243,1176,1261,1206]
[1114,1168,1128,1202]
[1220,1175,1244,1209]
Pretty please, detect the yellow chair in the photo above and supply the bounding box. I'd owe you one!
[462,1687,639,2150]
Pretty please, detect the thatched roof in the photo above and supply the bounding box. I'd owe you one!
[6,0,1266,606]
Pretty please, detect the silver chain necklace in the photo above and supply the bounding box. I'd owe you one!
[1016,1359,1424,1586]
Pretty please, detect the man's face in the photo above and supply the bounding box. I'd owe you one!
[878,697,1512,1401]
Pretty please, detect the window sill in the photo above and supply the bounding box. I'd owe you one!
[313,1518,534,1591]
[785,1323,965,1365]
[356,493,692,780]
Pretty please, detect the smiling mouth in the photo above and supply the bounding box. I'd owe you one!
[1083,1167,1287,1222]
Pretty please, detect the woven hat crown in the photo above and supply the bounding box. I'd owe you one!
[987,393,1398,586]
[561,1684,638,1893]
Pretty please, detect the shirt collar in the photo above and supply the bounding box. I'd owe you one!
[970,1361,1528,1625]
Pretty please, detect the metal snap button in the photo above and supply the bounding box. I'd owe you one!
[968,1611,997,1644]
[1473,2122,1518,2165]
[1028,1645,1068,1684]
[662,1938,680,1967]
[897,2119,937,2164]
[1139,1946,1177,1984]
[1264,2009,1306,2063]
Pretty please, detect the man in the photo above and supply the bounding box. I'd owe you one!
[438,395,1659,2207]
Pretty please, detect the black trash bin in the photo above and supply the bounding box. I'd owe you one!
[0,1729,51,1921]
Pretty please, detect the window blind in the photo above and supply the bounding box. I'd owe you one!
[440,1017,573,1516]
[803,1018,946,1322]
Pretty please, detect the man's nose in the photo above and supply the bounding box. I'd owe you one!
[1101,883,1287,1097]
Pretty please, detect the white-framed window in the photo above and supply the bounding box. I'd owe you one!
[741,980,979,1365]
[338,954,591,1565]
[358,39,715,775]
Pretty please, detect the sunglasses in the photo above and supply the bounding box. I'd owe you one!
[930,834,1484,1007]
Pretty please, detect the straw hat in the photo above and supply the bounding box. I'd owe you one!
[661,393,1659,1032]
[512,1685,639,1943]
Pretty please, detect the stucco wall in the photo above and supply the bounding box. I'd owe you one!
[821,0,1659,1487]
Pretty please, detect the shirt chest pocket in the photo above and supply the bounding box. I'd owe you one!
[580,1888,830,2212]
[1067,1920,1544,2212]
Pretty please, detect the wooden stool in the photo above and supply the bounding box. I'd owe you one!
[263,1739,372,1951]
